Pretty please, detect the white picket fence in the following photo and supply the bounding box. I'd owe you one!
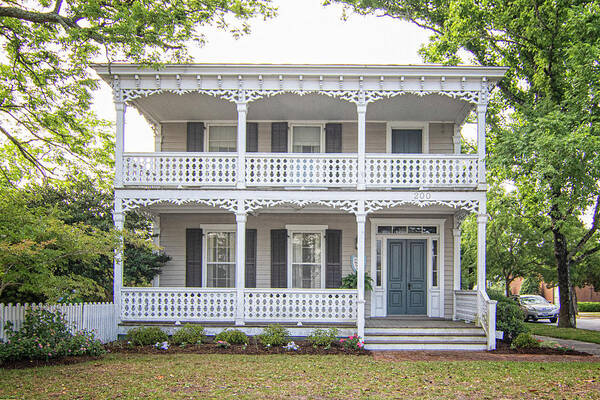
[0,302,117,343]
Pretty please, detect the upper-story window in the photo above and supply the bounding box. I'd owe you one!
[208,125,236,152]
[291,125,323,153]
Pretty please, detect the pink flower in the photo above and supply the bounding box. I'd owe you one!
[340,339,346,343]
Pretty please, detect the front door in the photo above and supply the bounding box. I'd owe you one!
[387,239,427,315]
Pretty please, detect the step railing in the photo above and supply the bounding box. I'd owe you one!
[477,289,497,350]
[121,152,479,189]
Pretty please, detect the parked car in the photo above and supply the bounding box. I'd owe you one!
[510,295,559,323]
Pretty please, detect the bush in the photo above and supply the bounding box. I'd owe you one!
[511,332,540,349]
[488,292,529,344]
[578,302,600,312]
[214,329,249,345]
[125,326,168,346]
[339,334,364,350]
[307,328,339,348]
[258,324,289,347]
[170,324,205,345]
[0,309,105,363]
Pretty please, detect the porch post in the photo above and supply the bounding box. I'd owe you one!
[114,101,126,188]
[113,198,125,322]
[477,202,488,291]
[151,215,160,287]
[356,205,366,338]
[235,210,247,325]
[356,100,367,190]
[236,101,248,189]
[476,102,487,186]
[452,227,461,320]
[453,124,462,154]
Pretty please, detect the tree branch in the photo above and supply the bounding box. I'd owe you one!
[568,194,600,260]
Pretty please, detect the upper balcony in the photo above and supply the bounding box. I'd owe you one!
[94,63,506,192]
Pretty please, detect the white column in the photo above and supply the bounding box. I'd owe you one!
[453,124,462,154]
[477,210,488,292]
[235,212,247,325]
[476,103,487,186]
[356,209,366,338]
[114,101,126,188]
[453,227,462,291]
[357,102,367,190]
[151,215,161,287]
[113,198,125,321]
[236,102,248,189]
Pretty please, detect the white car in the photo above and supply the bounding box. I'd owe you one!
[511,295,559,323]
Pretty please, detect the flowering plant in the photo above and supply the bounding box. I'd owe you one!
[340,335,364,350]
[216,340,230,349]
[154,341,169,350]
[283,341,299,351]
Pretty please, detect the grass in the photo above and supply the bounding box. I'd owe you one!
[526,323,600,345]
[1,354,600,399]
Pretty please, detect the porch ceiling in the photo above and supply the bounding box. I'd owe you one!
[132,92,471,123]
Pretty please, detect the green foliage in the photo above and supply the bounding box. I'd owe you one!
[341,271,374,292]
[510,332,540,349]
[214,329,249,345]
[339,334,364,350]
[258,324,289,347]
[0,309,105,362]
[125,327,168,346]
[170,324,205,345]
[489,293,529,343]
[578,303,600,313]
[520,277,543,295]
[0,0,275,185]
[307,328,339,348]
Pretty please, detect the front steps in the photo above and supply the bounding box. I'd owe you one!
[364,324,488,351]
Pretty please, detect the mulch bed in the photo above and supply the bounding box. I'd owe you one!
[493,340,591,356]
[1,355,103,370]
[105,340,368,356]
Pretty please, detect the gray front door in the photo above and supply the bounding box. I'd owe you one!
[387,239,427,315]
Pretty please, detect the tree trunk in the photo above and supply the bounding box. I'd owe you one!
[553,229,577,328]
[505,277,512,297]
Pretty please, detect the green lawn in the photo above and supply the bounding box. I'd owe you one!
[527,323,600,344]
[1,354,599,399]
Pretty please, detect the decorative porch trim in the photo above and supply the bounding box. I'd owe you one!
[120,197,239,213]
[365,199,480,214]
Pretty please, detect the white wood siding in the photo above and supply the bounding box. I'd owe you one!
[158,212,455,318]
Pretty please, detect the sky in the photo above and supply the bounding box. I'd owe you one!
[93,0,476,152]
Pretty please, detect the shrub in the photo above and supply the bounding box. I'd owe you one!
[125,326,168,346]
[307,328,339,348]
[258,324,289,347]
[0,309,105,363]
[578,302,600,312]
[170,324,205,345]
[488,292,529,344]
[511,332,540,349]
[341,271,374,291]
[339,334,364,350]
[214,329,248,345]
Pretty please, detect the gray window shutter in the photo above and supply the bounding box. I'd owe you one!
[186,229,203,287]
[325,229,342,288]
[246,122,258,152]
[391,129,422,154]
[270,229,287,288]
[187,122,204,152]
[271,122,288,152]
[325,123,342,153]
[245,229,257,288]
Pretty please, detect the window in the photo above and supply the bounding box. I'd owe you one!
[376,225,437,235]
[208,126,236,152]
[291,232,322,288]
[206,232,235,287]
[376,239,382,287]
[432,239,439,287]
[292,126,322,153]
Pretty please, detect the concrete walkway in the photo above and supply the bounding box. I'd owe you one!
[534,335,600,356]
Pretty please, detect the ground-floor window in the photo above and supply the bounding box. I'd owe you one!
[291,231,323,288]
[206,231,235,287]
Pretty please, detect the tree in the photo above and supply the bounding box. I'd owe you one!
[0,0,275,185]
[335,0,600,328]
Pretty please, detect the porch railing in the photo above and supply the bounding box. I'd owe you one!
[454,290,497,350]
[120,287,358,324]
[121,152,479,188]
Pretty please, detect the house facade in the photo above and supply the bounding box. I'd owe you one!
[95,64,504,350]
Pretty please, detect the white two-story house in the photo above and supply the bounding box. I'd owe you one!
[95,64,505,350]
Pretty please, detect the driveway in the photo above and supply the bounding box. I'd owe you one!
[535,316,600,331]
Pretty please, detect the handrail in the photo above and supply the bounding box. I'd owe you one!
[477,289,497,350]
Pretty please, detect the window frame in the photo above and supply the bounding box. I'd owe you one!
[385,121,429,154]
[289,123,326,153]
[206,123,237,153]
[286,224,328,288]
[201,224,236,288]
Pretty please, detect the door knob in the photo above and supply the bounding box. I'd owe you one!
[408,283,411,290]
